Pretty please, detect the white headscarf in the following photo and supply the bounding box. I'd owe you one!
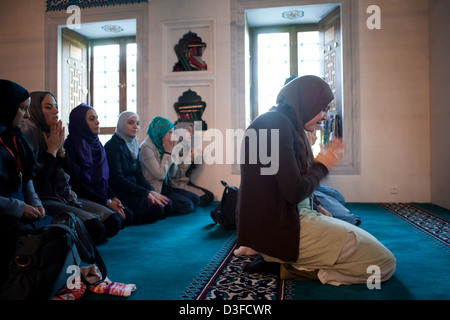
[115,111,139,159]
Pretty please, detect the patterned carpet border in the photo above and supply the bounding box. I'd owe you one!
[379,203,450,248]
[181,234,288,300]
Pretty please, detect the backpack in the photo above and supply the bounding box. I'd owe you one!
[210,180,238,230]
[0,212,106,300]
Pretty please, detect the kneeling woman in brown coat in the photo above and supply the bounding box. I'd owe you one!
[236,75,395,285]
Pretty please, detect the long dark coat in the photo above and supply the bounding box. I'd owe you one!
[236,76,333,262]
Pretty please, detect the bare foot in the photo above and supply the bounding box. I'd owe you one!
[234,246,259,257]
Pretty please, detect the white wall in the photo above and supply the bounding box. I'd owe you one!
[0,0,434,203]
[323,0,431,203]
[146,0,237,198]
[429,0,450,209]
[0,0,46,91]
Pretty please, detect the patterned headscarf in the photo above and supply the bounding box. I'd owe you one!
[146,116,175,157]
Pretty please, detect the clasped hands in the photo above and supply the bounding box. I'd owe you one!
[315,138,346,171]
[43,120,65,157]
[23,204,46,221]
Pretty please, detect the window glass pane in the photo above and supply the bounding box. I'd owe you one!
[126,43,137,114]
[298,31,319,44]
[310,129,322,157]
[298,31,322,154]
[299,60,320,76]
[93,44,120,128]
[299,43,320,61]
[99,134,113,146]
[297,31,321,77]
[257,33,290,115]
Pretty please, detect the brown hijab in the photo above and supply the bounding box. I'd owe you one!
[276,75,334,169]
[22,91,56,167]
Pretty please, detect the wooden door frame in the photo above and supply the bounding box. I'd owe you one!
[60,27,89,129]
[44,3,149,135]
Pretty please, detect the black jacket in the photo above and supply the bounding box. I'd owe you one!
[104,133,154,199]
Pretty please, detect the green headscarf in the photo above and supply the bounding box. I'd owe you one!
[147,116,175,157]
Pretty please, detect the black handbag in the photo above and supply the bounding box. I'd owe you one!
[210,180,238,230]
[0,212,107,300]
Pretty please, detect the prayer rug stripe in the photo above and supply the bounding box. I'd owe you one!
[195,241,238,300]
[378,203,449,248]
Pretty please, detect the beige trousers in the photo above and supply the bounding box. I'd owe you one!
[262,199,396,286]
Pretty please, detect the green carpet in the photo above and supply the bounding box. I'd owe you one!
[84,203,234,300]
[83,202,449,301]
[287,203,450,300]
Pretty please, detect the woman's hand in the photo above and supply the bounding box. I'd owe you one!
[317,205,333,217]
[23,205,46,220]
[148,190,170,207]
[162,131,176,154]
[44,120,65,157]
[107,198,126,219]
[315,138,346,171]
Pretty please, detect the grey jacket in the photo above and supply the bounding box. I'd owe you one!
[139,136,176,193]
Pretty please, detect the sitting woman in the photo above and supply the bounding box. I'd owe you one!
[21,94,122,244]
[139,116,200,215]
[0,80,47,288]
[170,123,214,207]
[236,76,395,286]
[104,111,168,224]
[63,104,129,238]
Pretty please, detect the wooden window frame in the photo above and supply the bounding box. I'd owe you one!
[231,0,360,175]
[249,24,319,120]
[90,36,136,135]
[45,3,149,143]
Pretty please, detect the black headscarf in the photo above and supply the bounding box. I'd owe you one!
[0,80,31,135]
[276,75,334,170]
[0,80,36,195]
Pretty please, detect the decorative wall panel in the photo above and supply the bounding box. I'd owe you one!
[46,0,148,12]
